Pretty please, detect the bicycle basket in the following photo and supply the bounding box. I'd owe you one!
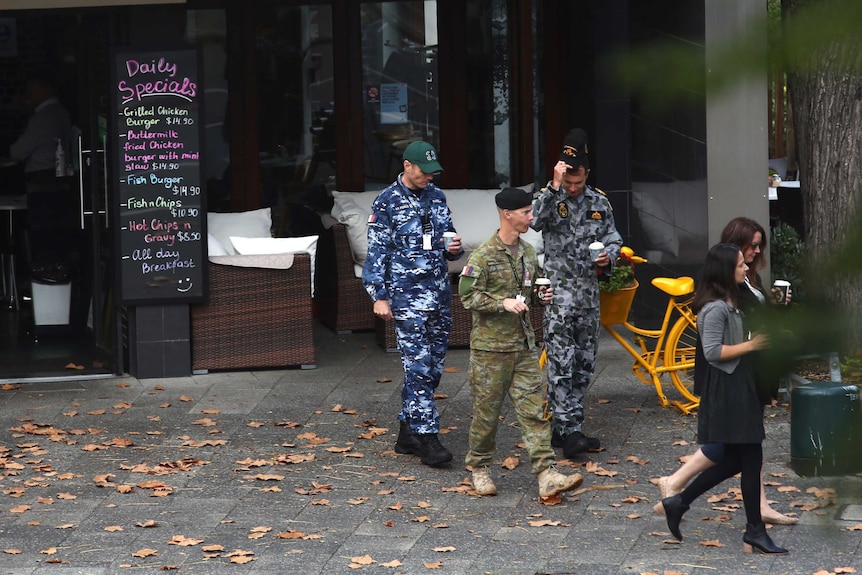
[599,280,638,326]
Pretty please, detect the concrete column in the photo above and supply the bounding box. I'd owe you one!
[705,0,769,262]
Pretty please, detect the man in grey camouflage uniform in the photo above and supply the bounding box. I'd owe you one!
[532,129,623,460]
[363,141,463,467]
[459,187,584,497]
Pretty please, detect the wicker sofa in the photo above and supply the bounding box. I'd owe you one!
[191,207,318,371]
[191,253,317,371]
[317,188,544,350]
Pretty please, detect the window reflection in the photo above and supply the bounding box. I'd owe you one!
[361,2,438,186]
[255,4,334,236]
[186,10,231,213]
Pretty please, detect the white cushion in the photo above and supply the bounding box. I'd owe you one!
[230,235,319,295]
[207,233,229,257]
[331,191,379,266]
[207,208,272,255]
[632,190,679,257]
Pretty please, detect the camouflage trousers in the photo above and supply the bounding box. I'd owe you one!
[394,308,451,434]
[544,304,601,436]
[465,348,555,474]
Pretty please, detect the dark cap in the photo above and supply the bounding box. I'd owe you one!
[495,187,533,210]
[558,128,589,169]
[403,141,443,173]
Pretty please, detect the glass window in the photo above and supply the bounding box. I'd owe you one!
[186,10,231,213]
[361,1,438,187]
[465,0,511,188]
[255,5,334,235]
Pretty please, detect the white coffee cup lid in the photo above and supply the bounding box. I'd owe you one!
[535,277,551,284]
[589,241,604,249]
[443,231,457,236]
[773,279,790,286]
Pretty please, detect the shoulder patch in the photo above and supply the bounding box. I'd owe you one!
[460,265,479,278]
[591,210,604,220]
[594,187,606,196]
[367,214,377,223]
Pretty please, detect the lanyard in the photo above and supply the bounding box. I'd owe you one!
[505,247,525,293]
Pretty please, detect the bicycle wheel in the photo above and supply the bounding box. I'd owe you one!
[665,315,699,405]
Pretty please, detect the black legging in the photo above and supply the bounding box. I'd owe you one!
[679,442,763,525]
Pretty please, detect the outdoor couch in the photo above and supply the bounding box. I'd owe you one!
[190,208,318,371]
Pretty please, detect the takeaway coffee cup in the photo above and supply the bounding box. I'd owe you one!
[773,279,791,305]
[589,241,605,261]
[443,231,457,249]
[535,277,551,301]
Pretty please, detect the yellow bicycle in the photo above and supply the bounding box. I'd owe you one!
[601,271,699,414]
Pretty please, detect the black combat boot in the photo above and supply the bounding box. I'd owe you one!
[416,433,453,467]
[394,421,422,455]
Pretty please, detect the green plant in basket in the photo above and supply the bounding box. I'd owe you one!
[598,246,645,292]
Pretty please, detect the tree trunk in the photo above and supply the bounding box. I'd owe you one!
[784,0,862,349]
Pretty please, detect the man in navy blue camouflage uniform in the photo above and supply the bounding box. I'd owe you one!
[362,141,464,467]
[532,129,622,460]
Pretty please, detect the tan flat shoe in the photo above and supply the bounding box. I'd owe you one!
[761,508,799,525]
[657,476,670,499]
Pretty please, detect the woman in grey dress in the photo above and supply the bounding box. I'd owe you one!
[659,243,787,555]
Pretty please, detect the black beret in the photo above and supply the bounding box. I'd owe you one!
[495,187,533,210]
[558,128,589,168]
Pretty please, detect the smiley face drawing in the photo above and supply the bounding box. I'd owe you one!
[177,278,193,293]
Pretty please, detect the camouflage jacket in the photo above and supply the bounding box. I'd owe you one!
[362,175,462,314]
[531,183,622,308]
[459,232,540,352]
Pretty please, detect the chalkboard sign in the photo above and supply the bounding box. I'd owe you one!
[111,48,207,304]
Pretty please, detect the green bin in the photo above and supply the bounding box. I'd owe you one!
[790,381,862,476]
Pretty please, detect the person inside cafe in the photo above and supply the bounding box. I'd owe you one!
[9,70,72,184]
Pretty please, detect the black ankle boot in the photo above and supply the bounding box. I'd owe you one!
[743,522,788,554]
[662,494,689,541]
[394,422,421,455]
[416,433,453,467]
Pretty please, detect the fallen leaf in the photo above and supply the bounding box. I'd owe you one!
[40,547,57,554]
[699,539,725,547]
[104,525,124,532]
[4,549,23,554]
[136,520,158,528]
[433,546,455,552]
[381,559,403,567]
[424,562,442,569]
[376,377,392,383]
[132,548,158,558]
[168,535,203,546]
[351,554,375,565]
[502,456,519,470]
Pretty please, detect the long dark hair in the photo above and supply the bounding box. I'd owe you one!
[692,243,742,314]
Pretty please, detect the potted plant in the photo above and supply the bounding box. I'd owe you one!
[598,247,645,325]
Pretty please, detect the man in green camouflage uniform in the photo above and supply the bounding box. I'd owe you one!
[459,187,584,498]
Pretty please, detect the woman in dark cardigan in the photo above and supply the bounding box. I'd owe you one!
[659,243,787,554]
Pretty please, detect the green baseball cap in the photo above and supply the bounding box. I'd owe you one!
[402,141,443,173]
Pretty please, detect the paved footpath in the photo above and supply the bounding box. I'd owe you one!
[1,325,860,575]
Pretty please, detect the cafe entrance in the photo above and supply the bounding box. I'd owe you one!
[0,9,123,381]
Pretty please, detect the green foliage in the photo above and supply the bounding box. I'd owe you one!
[841,352,862,382]
[770,223,806,302]
[598,253,635,293]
